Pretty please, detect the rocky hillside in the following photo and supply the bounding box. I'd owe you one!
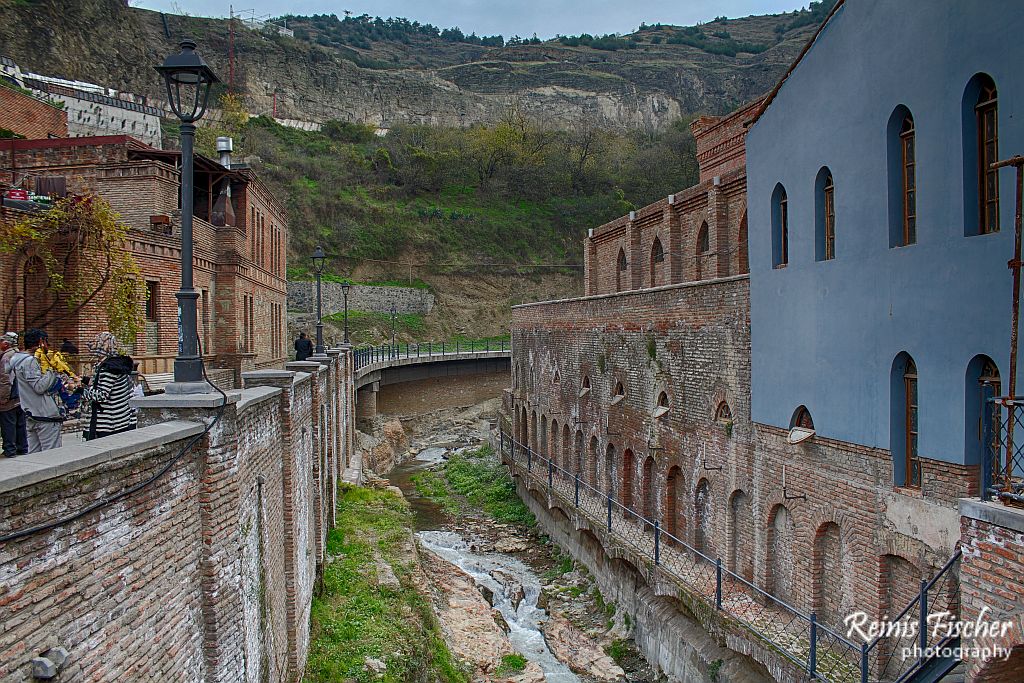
[0,0,831,131]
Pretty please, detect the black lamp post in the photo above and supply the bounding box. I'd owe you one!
[312,245,327,356]
[156,39,219,392]
[390,304,397,357]
[340,281,351,345]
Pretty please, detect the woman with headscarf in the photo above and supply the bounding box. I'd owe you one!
[83,332,137,440]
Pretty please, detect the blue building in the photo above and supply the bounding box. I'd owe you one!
[747,0,1024,486]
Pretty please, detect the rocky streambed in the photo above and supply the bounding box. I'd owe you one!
[365,400,664,683]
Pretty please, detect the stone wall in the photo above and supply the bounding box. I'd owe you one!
[288,281,435,316]
[0,348,355,683]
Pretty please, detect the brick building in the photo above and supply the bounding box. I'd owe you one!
[0,135,288,380]
[507,90,974,680]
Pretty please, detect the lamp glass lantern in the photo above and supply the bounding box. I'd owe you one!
[155,39,220,123]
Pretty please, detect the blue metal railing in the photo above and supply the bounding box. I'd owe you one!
[353,339,509,371]
[496,430,966,682]
[983,396,1024,504]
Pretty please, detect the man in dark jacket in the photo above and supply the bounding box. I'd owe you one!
[294,332,314,361]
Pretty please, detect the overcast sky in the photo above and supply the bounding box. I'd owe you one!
[134,1,807,40]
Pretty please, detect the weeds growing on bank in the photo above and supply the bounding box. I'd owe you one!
[304,485,469,683]
[412,445,535,528]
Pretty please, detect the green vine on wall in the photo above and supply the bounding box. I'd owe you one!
[1,195,144,341]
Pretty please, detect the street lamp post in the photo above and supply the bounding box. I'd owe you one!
[155,39,219,393]
[390,304,397,358]
[312,246,327,356]
[340,281,351,345]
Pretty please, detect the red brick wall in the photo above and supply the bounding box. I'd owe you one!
[0,87,67,139]
[510,278,971,633]
[960,503,1024,682]
[691,98,763,184]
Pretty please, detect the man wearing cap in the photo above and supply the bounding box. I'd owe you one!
[0,332,28,457]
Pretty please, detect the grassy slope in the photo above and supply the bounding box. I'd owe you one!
[305,486,468,683]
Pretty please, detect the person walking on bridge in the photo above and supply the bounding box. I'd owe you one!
[294,332,313,361]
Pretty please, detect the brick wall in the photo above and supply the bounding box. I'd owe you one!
[959,500,1024,682]
[0,86,67,139]
[509,277,971,636]
[0,348,354,683]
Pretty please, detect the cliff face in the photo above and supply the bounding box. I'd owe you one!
[0,0,818,131]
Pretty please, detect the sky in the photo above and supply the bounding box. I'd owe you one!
[133,1,807,40]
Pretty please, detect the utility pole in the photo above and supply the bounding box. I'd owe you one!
[993,154,1024,488]
[228,5,235,94]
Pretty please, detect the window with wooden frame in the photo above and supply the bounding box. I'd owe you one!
[793,406,814,430]
[822,173,836,260]
[978,358,1001,442]
[976,79,999,234]
[904,358,920,489]
[145,281,158,321]
[900,115,917,245]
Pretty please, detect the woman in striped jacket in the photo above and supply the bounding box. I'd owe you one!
[83,332,137,440]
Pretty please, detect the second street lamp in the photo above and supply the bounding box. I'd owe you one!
[340,280,351,345]
[390,304,397,358]
[155,38,219,393]
[312,245,327,356]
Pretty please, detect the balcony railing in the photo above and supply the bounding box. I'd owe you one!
[983,397,1024,504]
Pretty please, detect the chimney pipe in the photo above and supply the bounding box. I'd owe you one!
[216,136,233,168]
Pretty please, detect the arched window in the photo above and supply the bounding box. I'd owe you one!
[887,106,917,247]
[580,374,591,398]
[890,353,920,488]
[650,237,664,287]
[611,381,625,405]
[653,391,670,418]
[715,401,732,422]
[771,184,788,268]
[792,406,814,430]
[553,370,560,384]
[963,74,999,235]
[696,221,710,279]
[815,168,836,261]
[616,247,628,292]
[738,211,749,274]
[965,355,1001,465]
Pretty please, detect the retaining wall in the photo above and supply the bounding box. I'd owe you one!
[287,281,434,316]
[0,348,356,683]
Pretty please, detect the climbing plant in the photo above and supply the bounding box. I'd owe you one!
[0,195,144,341]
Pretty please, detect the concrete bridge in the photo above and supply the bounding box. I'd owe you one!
[352,342,510,422]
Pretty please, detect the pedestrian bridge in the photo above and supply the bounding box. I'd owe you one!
[352,341,510,419]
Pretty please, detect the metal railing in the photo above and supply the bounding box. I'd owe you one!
[497,432,868,683]
[353,339,509,371]
[864,550,962,682]
[983,396,1024,504]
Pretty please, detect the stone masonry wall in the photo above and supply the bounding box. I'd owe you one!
[288,281,435,316]
[509,278,969,641]
[0,86,67,139]
[0,347,355,683]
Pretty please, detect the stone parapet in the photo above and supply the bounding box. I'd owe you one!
[287,281,435,316]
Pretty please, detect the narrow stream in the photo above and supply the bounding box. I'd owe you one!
[389,445,582,683]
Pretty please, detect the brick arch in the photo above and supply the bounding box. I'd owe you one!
[587,433,599,487]
[708,383,736,424]
[812,520,855,629]
[562,423,571,476]
[766,503,795,603]
[641,454,657,521]
[737,206,749,275]
[615,243,628,293]
[649,232,666,288]
[540,414,549,460]
[620,448,635,513]
[551,419,561,472]
[728,489,754,581]
[694,477,713,555]
[604,442,616,495]
[530,410,538,454]
[875,553,925,679]
[663,465,685,543]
